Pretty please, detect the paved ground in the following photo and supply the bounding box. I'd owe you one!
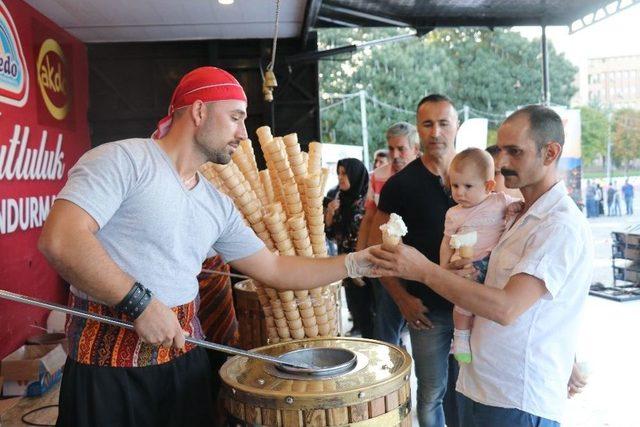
[341,193,640,426]
[564,196,640,427]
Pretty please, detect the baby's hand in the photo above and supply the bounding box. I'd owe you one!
[506,201,525,217]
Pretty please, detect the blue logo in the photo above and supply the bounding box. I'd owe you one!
[0,1,29,107]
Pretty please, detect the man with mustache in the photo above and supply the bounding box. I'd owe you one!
[371,105,594,426]
[368,95,460,427]
[38,66,378,426]
[356,121,420,345]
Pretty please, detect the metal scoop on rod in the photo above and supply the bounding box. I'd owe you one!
[0,289,319,371]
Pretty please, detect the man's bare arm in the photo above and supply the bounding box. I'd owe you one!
[439,236,454,268]
[367,209,389,247]
[230,248,348,290]
[356,206,376,251]
[39,200,187,348]
[372,244,547,325]
[423,267,547,325]
[38,200,135,305]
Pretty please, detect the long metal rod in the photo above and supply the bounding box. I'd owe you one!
[0,289,315,370]
[541,26,550,106]
[199,269,248,279]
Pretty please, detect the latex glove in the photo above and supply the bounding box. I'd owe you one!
[345,247,380,278]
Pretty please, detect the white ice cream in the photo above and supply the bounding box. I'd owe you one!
[450,231,477,249]
[380,213,408,237]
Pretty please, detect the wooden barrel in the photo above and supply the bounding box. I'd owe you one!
[234,279,269,350]
[220,337,412,426]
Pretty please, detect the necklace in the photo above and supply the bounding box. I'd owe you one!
[183,174,197,187]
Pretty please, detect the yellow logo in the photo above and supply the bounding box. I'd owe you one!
[37,39,69,120]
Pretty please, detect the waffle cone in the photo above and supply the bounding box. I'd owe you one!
[291,328,305,340]
[459,245,474,259]
[287,318,303,330]
[304,325,319,338]
[300,306,315,319]
[381,229,402,250]
[318,323,332,336]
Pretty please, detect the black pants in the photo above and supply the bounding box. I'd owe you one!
[206,349,230,426]
[56,348,215,427]
[343,278,375,338]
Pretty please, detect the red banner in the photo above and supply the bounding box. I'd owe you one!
[0,0,90,358]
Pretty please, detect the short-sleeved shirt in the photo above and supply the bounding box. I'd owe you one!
[57,138,264,307]
[444,192,519,262]
[378,158,455,311]
[456,181,594,422]
[364,163,394,209]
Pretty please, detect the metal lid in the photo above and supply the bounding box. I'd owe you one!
[275,347,357,376]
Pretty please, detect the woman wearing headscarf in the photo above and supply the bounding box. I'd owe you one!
[325,158,374,338]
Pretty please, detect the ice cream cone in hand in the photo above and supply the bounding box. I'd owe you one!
[450,231,477,260]
[379,213,408,250]
[459,245,474,259]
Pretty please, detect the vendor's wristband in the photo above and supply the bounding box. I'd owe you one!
[114,282,153,320]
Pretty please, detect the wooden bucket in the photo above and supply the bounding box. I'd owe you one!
[220,337,412,426]
[234,279,269,350]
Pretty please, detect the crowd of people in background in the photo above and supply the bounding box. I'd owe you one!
[585,178,635,218]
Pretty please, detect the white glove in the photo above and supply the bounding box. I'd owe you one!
[345,248,379,278]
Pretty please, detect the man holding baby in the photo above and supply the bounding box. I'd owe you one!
[371,105,594,427]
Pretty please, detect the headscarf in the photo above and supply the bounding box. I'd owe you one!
[336,158,369,226]
[152,66,247,139]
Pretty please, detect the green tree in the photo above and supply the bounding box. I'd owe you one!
[612,109,640,173]
[319,28,578,162]
[580,106,609,168]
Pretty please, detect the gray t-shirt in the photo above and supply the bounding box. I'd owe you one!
[57,138,264,307]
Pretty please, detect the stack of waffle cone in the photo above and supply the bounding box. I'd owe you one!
[257,128,287,217]
[303,174,328,257]
[263,203,295,256]
[283,133,308,211]
[198,163,227,195]
[307,142,323,176]
[203,161,275,251]
[202,125,340,341]
[232,142,268,208]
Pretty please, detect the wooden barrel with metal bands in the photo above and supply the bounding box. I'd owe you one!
[220,337,412,426]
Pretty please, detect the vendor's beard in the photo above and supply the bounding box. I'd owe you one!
[208,150,231,165]
[195,132,234,165]
[198,142,232,165]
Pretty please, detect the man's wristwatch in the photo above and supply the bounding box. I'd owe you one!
[114,282,153,320]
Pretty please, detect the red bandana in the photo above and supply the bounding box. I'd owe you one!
[153,66,247,139]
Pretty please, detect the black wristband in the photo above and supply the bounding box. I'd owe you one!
[115,282,153,320]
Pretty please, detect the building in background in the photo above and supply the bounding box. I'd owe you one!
[588,55,640,109]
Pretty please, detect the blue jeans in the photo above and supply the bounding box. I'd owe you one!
[457,393,559,427]
[625,196,634,215]
[371,278,405,345]
[409,309,455,427]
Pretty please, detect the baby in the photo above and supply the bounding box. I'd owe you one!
[441,148,522,364]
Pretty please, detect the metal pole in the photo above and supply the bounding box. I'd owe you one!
[541,26,550,105]
[606,111,612,183]
[360,90,370,169]
[0,289,315,370]
[463,105,470,122]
